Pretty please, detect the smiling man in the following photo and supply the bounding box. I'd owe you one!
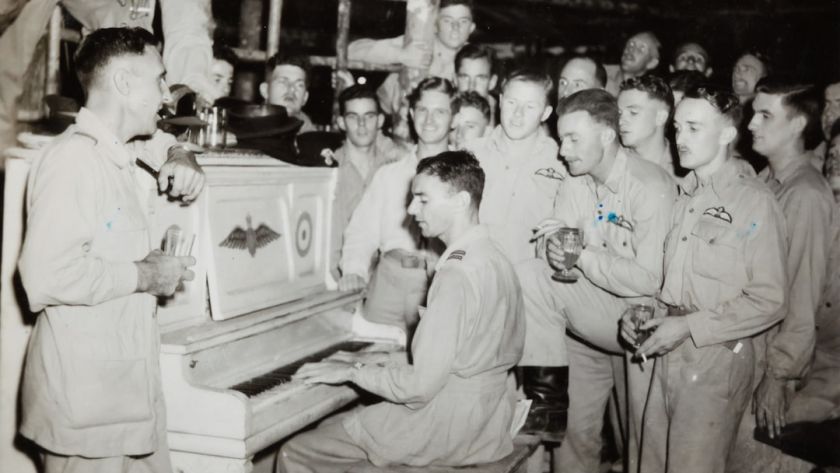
[279,151,524,473]
[618,74,677,177]
[339,77,455,332]
[348,0,476,115]
[622,85,787,473]
[517,88,675,470]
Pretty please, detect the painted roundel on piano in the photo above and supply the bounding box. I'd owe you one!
[295,211,313,257]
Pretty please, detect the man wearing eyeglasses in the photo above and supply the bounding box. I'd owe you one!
[329,85,406,280]
[348,0,476,115]
[725,80,838,472]
[621,85,787,473]
[260,53,317,133]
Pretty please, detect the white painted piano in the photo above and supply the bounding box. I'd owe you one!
[152,151,405,472]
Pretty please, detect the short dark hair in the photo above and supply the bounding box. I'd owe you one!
[338,84,381,115]
[737,49,773,77]
[74,27,157,94]
[501,67,553,105]
[672,42,710,65]
[620,74,674,112]
[265,52,310,86]
[440,0,474,12]
[416,150,485,211]
[562,56,607,88]
[682,84,742,126]
[556,89,619,134]
[453,91,491,121]
[408,76,456,110]
[668,70,707,94]
[755,78,822,150]
[455,44,495,74]
[213,44,238,66]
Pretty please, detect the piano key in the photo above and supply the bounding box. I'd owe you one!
[229,340,372,397]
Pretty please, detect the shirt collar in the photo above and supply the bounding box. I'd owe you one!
[680,157,743,197]
[763,155,812,185]
[488,125,554,158]
[434,225,488,272]
[601,148,628,194]
[74,107,132,169]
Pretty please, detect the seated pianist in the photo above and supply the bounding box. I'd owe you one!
[276,151,525,472]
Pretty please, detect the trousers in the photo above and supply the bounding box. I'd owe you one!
[640,339,754,473]
[364,250,429,333]
[276,413,370,473]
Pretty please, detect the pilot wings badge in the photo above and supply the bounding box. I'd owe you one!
[702,206,733,224]
[219,215,282,257]
[535,167,566,181]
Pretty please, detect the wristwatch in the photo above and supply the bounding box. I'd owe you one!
[353,361,365,370]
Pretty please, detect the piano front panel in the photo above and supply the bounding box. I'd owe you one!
[201,165,335,321]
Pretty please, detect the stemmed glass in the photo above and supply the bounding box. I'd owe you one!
[549,227,583,283]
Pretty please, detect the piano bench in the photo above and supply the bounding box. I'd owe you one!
[351,434,544,473]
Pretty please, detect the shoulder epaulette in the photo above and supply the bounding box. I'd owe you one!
[447,250,466,262]
[71,131,98,145]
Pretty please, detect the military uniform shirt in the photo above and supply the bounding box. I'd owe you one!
[661,158,788,346]
[759,157,837,380]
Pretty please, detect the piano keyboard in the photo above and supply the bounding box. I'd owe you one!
[229,341,372,397]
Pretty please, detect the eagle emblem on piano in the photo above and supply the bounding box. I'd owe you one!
[219,215,282,257]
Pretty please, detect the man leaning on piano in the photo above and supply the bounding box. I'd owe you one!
[18,28,203,473]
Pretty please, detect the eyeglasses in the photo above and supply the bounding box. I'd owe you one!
[692,86,740,114]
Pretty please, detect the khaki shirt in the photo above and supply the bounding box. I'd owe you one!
[340,147,423,281]
[661,158,788,347]
[469,126,563,264]
[19,108,163,456]
[556,149,676,347]
[759,158,837,380]
[345,225,525,466]
[330,135,406,273]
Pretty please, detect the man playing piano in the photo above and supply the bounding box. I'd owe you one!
[278,151,525,472]
[18,27,203,473]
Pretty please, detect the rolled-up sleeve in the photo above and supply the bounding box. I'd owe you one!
[348,36,405,66]
[19,145,138,312]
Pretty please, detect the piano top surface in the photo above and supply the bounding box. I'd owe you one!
[160,290,362,355]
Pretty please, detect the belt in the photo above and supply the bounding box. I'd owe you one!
[665,304,743,353]
[382,249,426,269]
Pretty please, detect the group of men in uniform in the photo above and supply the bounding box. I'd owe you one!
[11,0,840,472]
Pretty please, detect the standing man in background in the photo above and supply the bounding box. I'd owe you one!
[728,80,837,473]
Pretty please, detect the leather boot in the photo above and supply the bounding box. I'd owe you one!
[519,366,569,443]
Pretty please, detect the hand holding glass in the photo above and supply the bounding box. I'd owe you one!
[548,227,583,283]
[630,304,654,364]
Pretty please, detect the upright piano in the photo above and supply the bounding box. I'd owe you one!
[151,151,405,472]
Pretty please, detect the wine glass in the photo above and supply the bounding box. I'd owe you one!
[549,227,583,283]
[630,304,655,345]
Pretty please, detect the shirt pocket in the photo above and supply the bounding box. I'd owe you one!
[690,222,739,281]
[62,357,153,428]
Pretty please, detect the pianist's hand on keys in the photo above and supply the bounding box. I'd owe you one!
[294,360,356,386]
